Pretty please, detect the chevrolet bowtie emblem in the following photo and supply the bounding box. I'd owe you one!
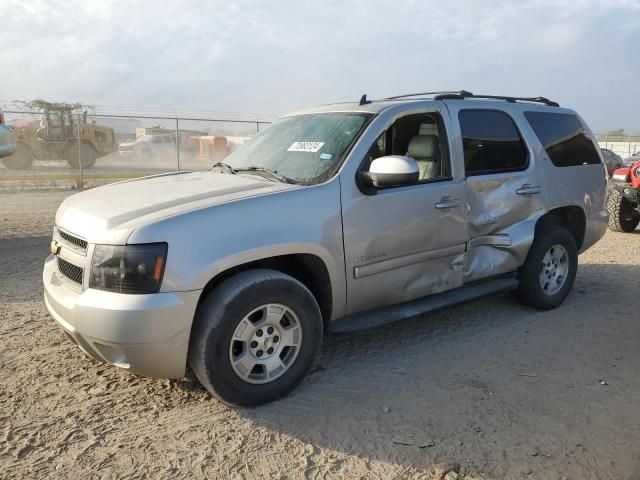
[50,240,61,256]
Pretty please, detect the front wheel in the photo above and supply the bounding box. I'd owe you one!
[606,187,640,233]
[515,225,578,310]
[189,269,323,406]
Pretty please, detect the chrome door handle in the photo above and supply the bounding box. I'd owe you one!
[435,198,461,209]
[516,185,542,195]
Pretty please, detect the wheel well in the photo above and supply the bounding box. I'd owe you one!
[197,254,333,330]
[536,206,586,250]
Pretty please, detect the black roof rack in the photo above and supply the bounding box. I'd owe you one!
[432,91,559,107]
[383,90,473,100]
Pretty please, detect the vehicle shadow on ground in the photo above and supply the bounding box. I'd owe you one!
[223,262,638,477]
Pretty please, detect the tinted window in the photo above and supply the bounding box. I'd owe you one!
[524,112,601,167]
[459,110,527,176]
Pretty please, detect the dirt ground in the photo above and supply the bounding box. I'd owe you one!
[1,190,639,480]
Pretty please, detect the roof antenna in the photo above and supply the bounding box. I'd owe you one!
[359,94,371,106]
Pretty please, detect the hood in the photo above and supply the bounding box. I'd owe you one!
[55,171,295,244]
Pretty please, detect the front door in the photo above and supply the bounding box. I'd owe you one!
[340,107,468,314]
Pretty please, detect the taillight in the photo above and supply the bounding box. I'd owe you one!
[0,113,5,124]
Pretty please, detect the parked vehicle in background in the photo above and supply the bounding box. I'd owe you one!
[607,160,640,232]
[43,91,608,406]
[601,148,623,176]
[623,151,640,165]
[119,134,175,160]
[3,103,118,169]
[0,108,17,159]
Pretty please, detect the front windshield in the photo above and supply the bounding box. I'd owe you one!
[224,112,372,184]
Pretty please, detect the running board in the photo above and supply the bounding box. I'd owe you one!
[330,275,519,333]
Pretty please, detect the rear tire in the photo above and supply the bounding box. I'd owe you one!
[66,142,97,169]
[607,188,639,232]
[1,141,33,169]
[189,269,323,407]
[515,225,578,310]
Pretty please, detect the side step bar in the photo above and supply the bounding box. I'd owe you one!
[330,275,519,333]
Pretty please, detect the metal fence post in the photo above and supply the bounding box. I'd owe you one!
[175,117,180,171]
[76,113,83,189]
[256,120,260,134]
[629,135,632,158]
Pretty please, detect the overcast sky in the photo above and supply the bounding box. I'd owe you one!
[1,0,639,132]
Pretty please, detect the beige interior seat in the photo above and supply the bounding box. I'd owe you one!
[406,134,439,180]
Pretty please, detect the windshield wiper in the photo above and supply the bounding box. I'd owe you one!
[211,162,237,174]
[234,166,297,184]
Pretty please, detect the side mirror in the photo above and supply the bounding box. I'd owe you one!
[362,155,419,188]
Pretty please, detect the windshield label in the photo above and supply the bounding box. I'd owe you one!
[319,153,333,160]
[287,141,324,153]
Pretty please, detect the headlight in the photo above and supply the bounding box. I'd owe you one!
[89,243,168,294]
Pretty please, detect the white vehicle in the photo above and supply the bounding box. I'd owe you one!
[119,134,175,160]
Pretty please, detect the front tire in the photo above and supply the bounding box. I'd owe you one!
[515,225,578,310]
[189,269,323,407]
[606,187,640,232]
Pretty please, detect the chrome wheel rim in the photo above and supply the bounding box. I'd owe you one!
[539,244,569,296]
[229,303,303,384]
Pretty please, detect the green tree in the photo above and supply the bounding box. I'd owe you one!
[607,128,625,136]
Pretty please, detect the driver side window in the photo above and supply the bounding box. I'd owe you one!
[365,112,451,182]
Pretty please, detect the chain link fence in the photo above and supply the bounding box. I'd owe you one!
[1,110,272,190]
[596,134,640,158]
[3,108,639,191]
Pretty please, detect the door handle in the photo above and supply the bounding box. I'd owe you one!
[516,184,542,195]
[435,197,461,209]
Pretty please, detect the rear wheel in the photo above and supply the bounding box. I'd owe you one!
[1,141,33,169]
[66,142,97,169]
[189,269,323,406]
[607,188,640,233]
[515,225,578,310]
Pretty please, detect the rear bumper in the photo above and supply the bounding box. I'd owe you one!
[581,208,608,253]
[43,255,201,378]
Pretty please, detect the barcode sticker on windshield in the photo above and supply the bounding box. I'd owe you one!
[287,141,325,153]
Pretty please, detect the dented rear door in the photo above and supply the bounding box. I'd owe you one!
[444,102,548,283]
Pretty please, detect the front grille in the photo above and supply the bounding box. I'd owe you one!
[58,229,88,253]
[57,257,84,285]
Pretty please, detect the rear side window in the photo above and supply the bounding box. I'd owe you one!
[459,110,528,176]
[524,112,601,167]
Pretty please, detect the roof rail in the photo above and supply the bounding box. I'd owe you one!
[433,92,559,107]
[383,90,473,100]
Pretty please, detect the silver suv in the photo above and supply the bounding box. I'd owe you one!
[43,91,608,406]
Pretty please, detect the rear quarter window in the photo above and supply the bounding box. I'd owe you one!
[524,111,601,167]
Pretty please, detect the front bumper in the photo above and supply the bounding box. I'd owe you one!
[43,255,201,378]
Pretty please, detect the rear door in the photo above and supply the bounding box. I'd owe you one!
[444,104,548,283]
[340,105,468,314]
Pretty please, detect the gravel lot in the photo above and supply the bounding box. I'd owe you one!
[1,190,639,480]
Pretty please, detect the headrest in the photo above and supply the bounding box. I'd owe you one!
[407,135,437,159]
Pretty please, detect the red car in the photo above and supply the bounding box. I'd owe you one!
[607,160,640,232]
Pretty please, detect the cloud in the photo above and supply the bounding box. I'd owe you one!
[1,0,639,131]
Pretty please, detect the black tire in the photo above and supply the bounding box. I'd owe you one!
[606,188,639,233]
[1,141,33,169]
[66,142,97,169]
[514,225,578,310]
[189,269,323,407]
